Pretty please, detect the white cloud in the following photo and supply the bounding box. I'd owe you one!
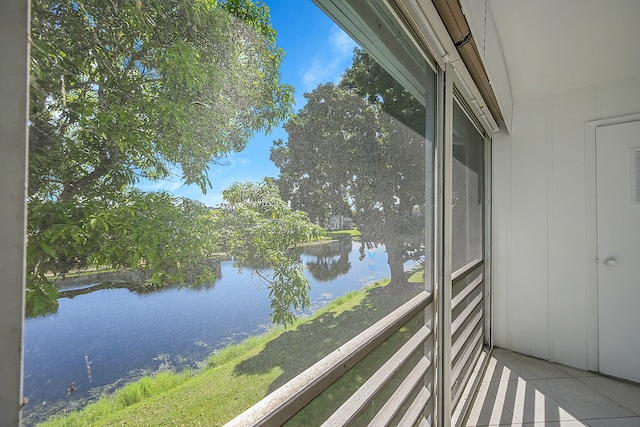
[136,173,184,193]
[329,25,356,56]
[300,25,357,91]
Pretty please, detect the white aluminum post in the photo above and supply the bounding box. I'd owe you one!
[0,0,30,425]
[437,61,454,427]
[484,134,493,349]
[432,65,444,427]
[422,57,437,424]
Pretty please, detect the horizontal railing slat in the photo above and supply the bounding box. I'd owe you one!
[398,383,432,427]
[225,291,432,427]
[370,360,432,426]
[322,327,432,426]
[451,290,483,337]
[451,258,483,283]
[451,329,483,403]
[452,338,483,409]
[452,273,483,311]
[451,307,483,362]
[452,327,483,385]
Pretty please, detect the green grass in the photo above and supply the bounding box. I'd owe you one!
[39,371,195,426]
[38,277,423,426]
[408,269,424,283]
[318,228,361,241]
[45,267,120,279]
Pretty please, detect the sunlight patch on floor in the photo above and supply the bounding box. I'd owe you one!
[465,349,640,426]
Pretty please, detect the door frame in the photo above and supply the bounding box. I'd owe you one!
[585,113,640,373]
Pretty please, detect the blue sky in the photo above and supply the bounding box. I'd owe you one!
[137,1,358,206]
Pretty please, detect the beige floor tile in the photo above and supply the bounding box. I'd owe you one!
[465,384,522,426]
[584,417,640,427]
[555,363,599,379]
[468,350,640,427]
[482,357,521,386]
[493,352,574,380]
[524,421,588,427]
[483,377,582,424]
[529,378,636,420]
[579,376,640,415]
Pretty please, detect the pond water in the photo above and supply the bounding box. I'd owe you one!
[23,240,390,425]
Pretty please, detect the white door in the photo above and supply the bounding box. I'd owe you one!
[596,120,640,383]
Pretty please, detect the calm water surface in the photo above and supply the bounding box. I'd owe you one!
[23,241,390,424]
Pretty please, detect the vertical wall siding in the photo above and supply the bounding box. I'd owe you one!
[491,127,510,349]
[507,96,551,360]
[547,88,595,366]
[491,72,640,369]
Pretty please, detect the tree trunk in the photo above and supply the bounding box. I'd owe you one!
[385,240,407,288]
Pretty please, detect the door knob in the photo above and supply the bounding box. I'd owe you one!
[604,257,617,266]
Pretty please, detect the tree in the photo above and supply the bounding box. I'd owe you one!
[302,239,352,282]
[212,181,322,325]
[27,0,297,317]
[30,0,293,199]
[271,49,427,287]
[26,191,219,316]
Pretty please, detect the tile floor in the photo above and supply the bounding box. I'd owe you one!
[464,348,640,426]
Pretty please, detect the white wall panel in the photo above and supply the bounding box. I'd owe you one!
[506,96,551,360]
[492,73,640,369]
[490,126,510,348]
[598,74,640,120]
[548,88,595,369]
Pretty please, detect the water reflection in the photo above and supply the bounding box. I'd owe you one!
[52,239,358,302]
[301,238,352,282]
[23,240,390,425]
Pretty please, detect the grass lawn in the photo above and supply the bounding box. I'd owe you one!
[39,276,423,426]
[319,228,362,240]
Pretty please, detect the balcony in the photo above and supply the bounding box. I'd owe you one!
[465,348,640,426]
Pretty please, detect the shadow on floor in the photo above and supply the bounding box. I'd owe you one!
[465,348,640,426]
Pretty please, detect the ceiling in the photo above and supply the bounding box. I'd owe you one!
[487,0,640,102]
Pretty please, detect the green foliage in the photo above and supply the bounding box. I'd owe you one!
[272,49,427,286]
[26,191,219,317]
[26,0,302,318]
[90,191,220,287]
[25,274,59,319]
[29,0,293,199]
[36,278,419,426]
[26,181,321,323]
[39,370,195,426]
[271,82,376,224]
[41,281,390,427]
[214,181,323,325]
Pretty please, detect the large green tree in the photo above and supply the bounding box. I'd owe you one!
[213,181,322,325]
[30,0,293,199]
[271,49,426,287]
[27,0,306,321]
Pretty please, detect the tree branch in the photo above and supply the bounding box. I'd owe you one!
[59,145,121,201]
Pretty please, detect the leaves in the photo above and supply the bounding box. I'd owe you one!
[25,274,59,318]
[214,181,322,325]
[26,190,220,316]
[26,184,320,325]
[273,49,427,286]
[29,0,294,199]
[26,0,301,320]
